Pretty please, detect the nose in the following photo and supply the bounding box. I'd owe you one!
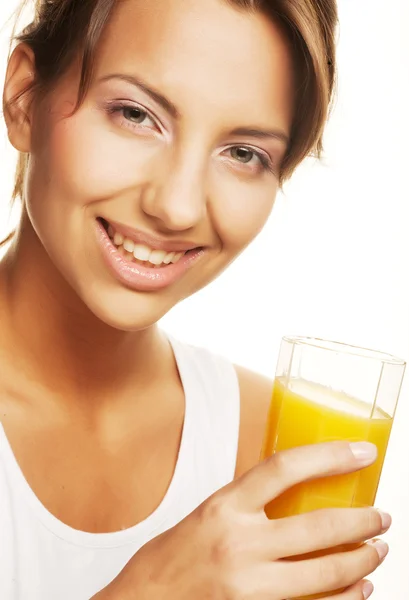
[140,153,207,232]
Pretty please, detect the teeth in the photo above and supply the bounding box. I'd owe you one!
[133,245,151,262]
[123,238,135,253]
[114,232,124,246]
[171,252,184,264]
[109,224,188,266]
[163,252,175,264]
[149,250,167,265]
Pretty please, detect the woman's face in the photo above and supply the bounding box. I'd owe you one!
[23,0,294,330]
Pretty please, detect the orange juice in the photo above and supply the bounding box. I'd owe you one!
[260,377,393,600]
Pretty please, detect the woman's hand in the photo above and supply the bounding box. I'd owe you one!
[95,441,388,600]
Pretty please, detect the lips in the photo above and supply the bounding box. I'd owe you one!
[100,217,199,250]
[96,218,205,292]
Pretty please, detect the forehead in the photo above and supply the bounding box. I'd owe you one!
[94,0,295,128]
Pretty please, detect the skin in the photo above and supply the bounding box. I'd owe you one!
[0,0,292,535]
[0,0,387,597]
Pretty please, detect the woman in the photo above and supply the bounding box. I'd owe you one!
[0,0,389,598]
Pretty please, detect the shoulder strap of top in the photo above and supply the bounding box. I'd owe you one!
[169,336,241,487]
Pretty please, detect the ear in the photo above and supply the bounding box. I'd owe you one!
[3,43,36,153]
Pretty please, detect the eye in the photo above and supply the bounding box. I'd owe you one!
[226,145,275,174]
[122,106,156,127]
[106,102,161,133]
[231,147,256,164]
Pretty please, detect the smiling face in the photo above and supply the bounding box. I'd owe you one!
[15,0,295,330]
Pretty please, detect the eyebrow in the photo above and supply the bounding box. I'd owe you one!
[230,127,290,148]
[98,74,180,119]
[99,73,290,147]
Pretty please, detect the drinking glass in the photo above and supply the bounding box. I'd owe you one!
[260,336,406,600]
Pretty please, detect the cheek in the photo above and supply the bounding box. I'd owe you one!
[211,179,277,253]
[30,108,157,204]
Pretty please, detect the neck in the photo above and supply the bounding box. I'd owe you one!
[0,215,169,406]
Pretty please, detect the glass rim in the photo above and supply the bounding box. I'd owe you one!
[283,336,406,366]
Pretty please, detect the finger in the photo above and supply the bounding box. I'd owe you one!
[319,579,374,599]
[282,539,387,598]
[232,441,377,511]
[267,506,390,558]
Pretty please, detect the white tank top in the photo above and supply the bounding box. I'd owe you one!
[0,337,240,599]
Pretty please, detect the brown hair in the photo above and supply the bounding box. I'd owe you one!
[3,0,337,243]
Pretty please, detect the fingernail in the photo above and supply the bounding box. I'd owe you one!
[376,509,392,533]
[363,580,374,599]
[349,442,378,465]
[368,539,389,562]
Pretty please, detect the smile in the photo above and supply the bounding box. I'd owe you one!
[107,224,185,268]
[96,218,205,292]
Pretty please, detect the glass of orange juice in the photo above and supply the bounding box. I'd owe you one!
[260,336,406,600]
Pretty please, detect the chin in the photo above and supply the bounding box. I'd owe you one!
[78,284,176,332]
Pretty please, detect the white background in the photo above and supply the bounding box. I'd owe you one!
[0,1,408,598]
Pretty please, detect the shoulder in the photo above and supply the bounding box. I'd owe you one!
[234,365,273,478]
